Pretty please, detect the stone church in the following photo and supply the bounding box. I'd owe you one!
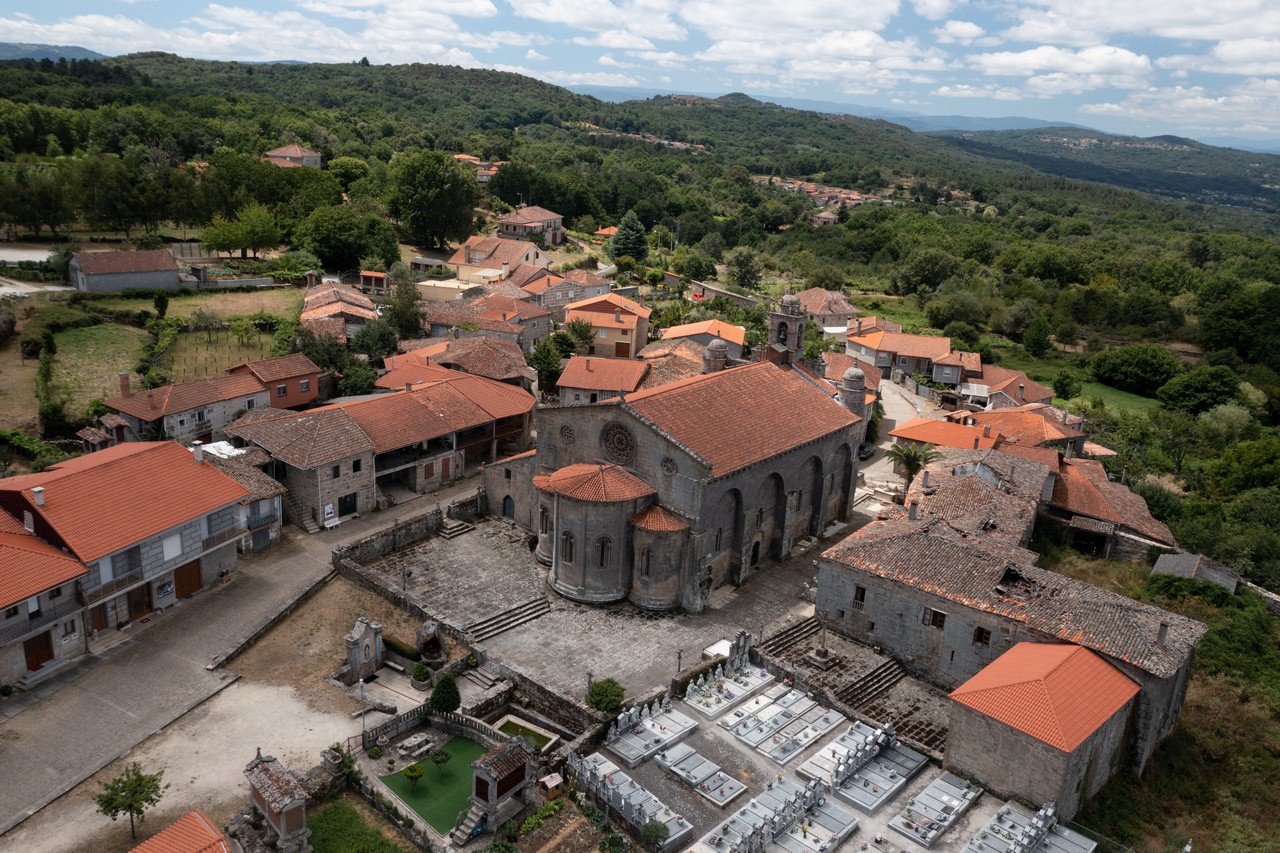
[486,297,870,612]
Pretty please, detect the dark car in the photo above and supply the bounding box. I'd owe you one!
[857,442,876,460]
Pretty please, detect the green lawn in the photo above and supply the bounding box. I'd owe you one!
[986,341,1162,415]
[847,294,930,331]
[52,324,150,415]
[310,799,406,853]
[379,736,486,834]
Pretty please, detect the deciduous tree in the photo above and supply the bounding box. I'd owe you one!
[94,763,169,839]
[386,150,479,249]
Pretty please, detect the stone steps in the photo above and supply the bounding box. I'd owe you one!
[450,803,487,845]
[834,658,905,709]
[283,491,320,534]
[438,518,474,540]
[463,662,503,690]
[759,616,820,655]
[464,597,551,642]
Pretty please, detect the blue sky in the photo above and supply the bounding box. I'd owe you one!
[8,1,1280,140]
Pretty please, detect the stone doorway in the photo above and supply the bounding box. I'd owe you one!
[127,584,152,621]
[24,630,53,671]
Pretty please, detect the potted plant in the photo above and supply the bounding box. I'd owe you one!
[411,662,431,691]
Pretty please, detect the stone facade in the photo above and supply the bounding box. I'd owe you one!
[284,449,377,528]
[0,581,87,687]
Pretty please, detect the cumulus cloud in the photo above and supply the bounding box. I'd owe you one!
[526,48,546,60]
[971,45,1151,77]
[934,20,983,45]
[934,83,1023,100]
[912,0,957,21]
[571,29,654,50]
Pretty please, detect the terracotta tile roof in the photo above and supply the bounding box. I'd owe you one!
[130,809,230,853]
[301,316,347,343]
[1082,441,1117,458]
[537,463,656,502]
[476,740,535,778]
[659,319,746,347]
[303,283,375,313]
[0,442,250,563]
[99,413,129,430]
[965,410,1083,448]
[0,511,28,535]
[844,316,902,336]
[935,350,982,372]
[72,250,177,276]
[978,366,1054,404]
[794,287,857,318]
[629,503,689,532]
[0,531,88,609]
[624,362,861,477]
[262,156,302,168]
[106,374,267,421]
[264,143,319,158]
[995,443,1063,468]
[890,417,1001,450]
[478,294,550,322]
[823,519,1204,678]
[449,236,544,268]
[950,643,1140,752]
[563,269,612,288]
[388,339,535,386]
[1005,401,1083,427]
[564,292,651,319]
[636,339,705,390]
[517,271,562,294]
[558,357,649,393]
[203,455,286,504]
[822,353,882,392]
[1051,459,1175,545]
[77,426,112,445]
[244,752,305,812]
[497,205,561,225]
[593,226,618,237]
[227,407,370,467]
[848,330,952,361]
[228,353,320,384]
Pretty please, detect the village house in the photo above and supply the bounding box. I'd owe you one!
[198,443,287,553]
[794,287,859,331]
[129,809,231,853]
[846,328,952,378]
[686,280,759,310]
[496,205,566,245]
[227,353,322,410]
[889,416,1002,451]
[105,372,272,445]
[424,287,552,355]
[821,352,882,402]
[658,319,747,360]
[521,268,612,314]
[955,408,1086,455]
[635,338,711,389]
[449,236,548,284]
[382,337,536,393]
[300,282,377,342]
[0,442,249,676]
[952,364,1055,409]
[68,250,180,293]
[564,292,651,359]
[228,370,535,531]
[1044,457,1176,558]
[556,356,650,405]
[261,143,321,169]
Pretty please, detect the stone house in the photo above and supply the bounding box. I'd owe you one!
[199,443,287,553]
[449,236,548,284]
[425,289,552,355]
[229,370,535,531]
[1044,457,1176,558]
[888,416,1002,451]
[1151,552,1239,593]
[262,143,321,168]
[522,268,612,315]
[846,329,952,378]
[300,283,377,342]
[954,364,1054,409]
[817,518,1204,777]
[658,319,747,360]
[0,442,249,678]
[227,353,322,410]
[105,372,272,445]
[496,205,566,245]
[564,292,651,359]
[381,338,536,393]
[946,643,1139,819]
[961,408,1086,455]
[794,287,858,330]
[69,250,180,293]
[556,356,650,405]
[484,360,866,612]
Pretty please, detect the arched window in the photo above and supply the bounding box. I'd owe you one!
[776,321,789,346]
[539,505,549,534]
[714,527,723,550]
[561,531,575,563]
[640,547,651,577]
[596,537,612,568]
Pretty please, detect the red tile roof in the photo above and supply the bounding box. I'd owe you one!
[950,643,1140,752]
[227,408,369,468]
[845,316,902,336]
[72,250,177,276]
[0,442,250,563]
[519,272,566,296]
[558,357,649,393]
[563,269,612,288]
[0,512,28,535]
[629,504,689,532]
[636,339,706,390]
[564,292,651,319]
[0,531,88,609]
[794,287,857,318]
[301,316,347,343]
[107,374,267,421]
[966,410,1083,448]
[624,362,860,477]
[537,464,656,502]
[1051,459,1174,545]
[264,144,319,158]
[848,330,952,361]
[497,205,562,225]
[130,809,230,853]
[509,264,555,290]
[659,319,747,347]
[890,417,1001,450]
[303,283,375,313]
[449,236,544,268]
[978,366,1054,404]
[228,353,321,384]
[822,353,882,393]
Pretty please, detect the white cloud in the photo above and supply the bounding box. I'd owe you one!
[571,29,654,50]
[627,50,686,69]
[912,0,957,21]
[1078,77,1280,133]
[598,55,636,68]
[525,48,546,60]
[1158,38,1280,76]
[971,45,1151,77]
[506,0,686,41]
[934,83,1023,100]
[934,20,983,45]
[1000,1,1280,46]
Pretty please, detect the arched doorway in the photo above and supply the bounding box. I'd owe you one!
[802,456,825,536]
[501,495,515,518]
[710,488,743,588]
[833,444,853,522]
[753,473,786,560]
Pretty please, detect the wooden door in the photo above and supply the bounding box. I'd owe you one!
[337,492,358,517]
[441,457,451,481]
[614,342,630,358]
[91,604,108,631]
[24,631,53,671]
[174,560,202,599]
[127,584,152,620]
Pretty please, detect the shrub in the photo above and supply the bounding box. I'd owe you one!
[518,799,564,836]
[401,762,424,789]
[641,819,671,850]
[383,634,420,660]
[367,746,382,760]
[587,677,626,713]
[412,662,429,682]
[428,673,461,713]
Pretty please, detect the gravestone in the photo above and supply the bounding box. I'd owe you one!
[346,617,383,682]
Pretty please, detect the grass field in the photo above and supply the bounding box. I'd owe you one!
[164,330,275,381]
[847,293,930,332]
[310,797,410,853]
[93,288,302,320]
[52,324,150,415]
[379,736,486,834]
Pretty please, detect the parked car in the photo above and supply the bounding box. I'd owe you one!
[857,442,876,460]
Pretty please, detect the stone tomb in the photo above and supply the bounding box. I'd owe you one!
[962,802,1097,853]
[605,700,699,768]
[689,778,859,853]
[568,752,693,852]
[889,771,982,849]
[654,742,747,808]
[684,661,776,719]
[717,686,845,764]
[796,720,929,814]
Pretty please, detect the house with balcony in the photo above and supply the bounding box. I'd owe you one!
[105,373,273,445]
[564,292,651,359]
[228,368,535,531]
[846,329,952,378]
[227,353,322,410]
[449,236,548,284]
[0,443,250,677]
[521,268,612,315]
[198,443,287,553]
[496,205,566,245]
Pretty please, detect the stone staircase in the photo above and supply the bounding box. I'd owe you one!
[439,518,474,539]
[464,597,551,643]
[759,616,820,656]
[451,803,487,845]
[834,658,905,709]
[463,662,503,691]
[283,491,320,534]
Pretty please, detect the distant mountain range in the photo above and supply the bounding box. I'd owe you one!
[0,42,105,61]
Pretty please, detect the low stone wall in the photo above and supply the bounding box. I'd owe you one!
[430,710,505,750]
[333,507,446,566]
[1243,580,1280,616]
[364,704,430,750]
[350,776,434,850]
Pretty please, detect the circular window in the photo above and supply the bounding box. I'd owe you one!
[661,456,678,475]
[559,424,575,445]
[601,422,637,465]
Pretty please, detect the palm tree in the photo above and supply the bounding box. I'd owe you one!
[884,442,942,493]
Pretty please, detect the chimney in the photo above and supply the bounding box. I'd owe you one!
[983,424,992,438]
[922,470,931,488]
[614,308,622,323]
[147,390,156,410]
[1121,464,1130,486]
[502,261,510,279]
[118,372,131,398]
[31,486,44,507]
[908,500,919,521]
[585,357,592,371]
[1018,383,1025,401]
[192,441,204,464]
[305,270,318,287]
[855,318,863,334]
[1157,621,1169,646]
[464,245,472,264]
